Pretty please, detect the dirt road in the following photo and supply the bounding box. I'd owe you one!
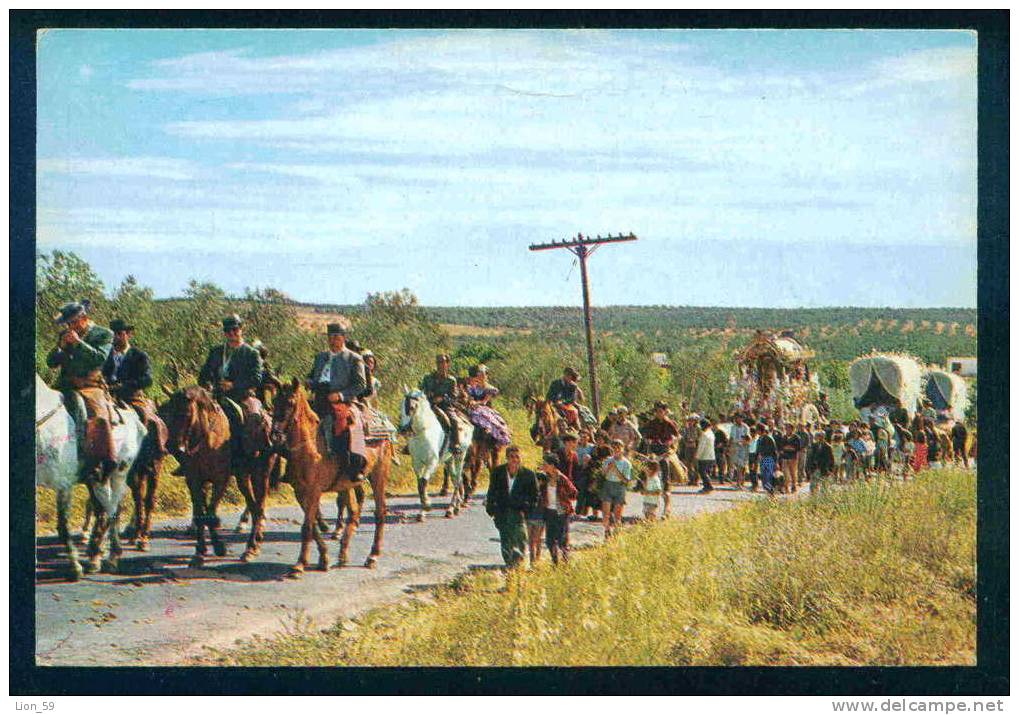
[36,484,771,666]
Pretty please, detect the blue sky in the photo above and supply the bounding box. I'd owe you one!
[36,29,977,307]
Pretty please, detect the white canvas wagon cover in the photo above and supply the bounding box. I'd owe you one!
[925,369,969,421]
[849,353,924,418]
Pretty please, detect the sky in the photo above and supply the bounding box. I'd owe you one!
[35,29,978,308]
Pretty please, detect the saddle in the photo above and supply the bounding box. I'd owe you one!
[321,401,367,461]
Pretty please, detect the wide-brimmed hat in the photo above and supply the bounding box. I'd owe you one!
[222,314,243,331]
[53,300,91,326]
[109,318,135,333]
[326,323,346,336]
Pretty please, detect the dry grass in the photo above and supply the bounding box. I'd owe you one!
[203,468,976,667]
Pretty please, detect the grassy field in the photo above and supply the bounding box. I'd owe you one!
[202,468,976,667]
[35,406,541,535]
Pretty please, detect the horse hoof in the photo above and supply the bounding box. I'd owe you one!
[240,550,255,563]
[453,506,461,515]
[83,557,101,574]
[102,559,119,574]
[189,555,205,569]
[137,539,150,552]
[287,566,304,579]
[335,557,348,568]
[444,510,454,519]
[69,562,84,582]
[315,560,330,572]
[364,556,378,569]
[415,513,425,523]
[213,542,228,558]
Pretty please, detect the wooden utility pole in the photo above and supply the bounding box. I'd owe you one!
[529,232,638,421]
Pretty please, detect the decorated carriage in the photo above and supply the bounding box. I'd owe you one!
[731,329,819,419]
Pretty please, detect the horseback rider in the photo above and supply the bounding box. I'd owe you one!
[306,323,368,483]
[102,318,169,458]
[546,367,585,428]
[420,353,463,453]
[45,300,118,478]
[198,314,265,462]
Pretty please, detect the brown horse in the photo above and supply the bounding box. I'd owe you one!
[271,381,394,575]
[463,429,502,501]
[159,386,277,566]
[527,397,562,451]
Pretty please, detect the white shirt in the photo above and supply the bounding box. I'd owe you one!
[318,351,342,383]
[109,349,127,380]
[696,428,716,461]
[507,470,517,495]
[546,481,558,510]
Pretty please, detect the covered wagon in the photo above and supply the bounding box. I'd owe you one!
[924,369,970,422]
[849,353,924,421]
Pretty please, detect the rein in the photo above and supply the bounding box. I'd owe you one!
[35,404,63,428]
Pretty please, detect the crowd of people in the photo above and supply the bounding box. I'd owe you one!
[483,385,974,570]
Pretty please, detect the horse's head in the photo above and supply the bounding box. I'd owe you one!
[399,386,427,433]
[159,385,216,456]
[271,378,318,447]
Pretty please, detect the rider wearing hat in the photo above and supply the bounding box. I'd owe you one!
[546,367,585,428]
[46,300,117,476]
[307,323,368,481]
[420,353,463,453]
[198,314,264,458]
[102,318,168,457]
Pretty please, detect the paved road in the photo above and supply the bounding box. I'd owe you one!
[35,483,775,666]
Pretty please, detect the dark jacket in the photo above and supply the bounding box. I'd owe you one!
[309,349,367,402]
[46,324,113,388]
[102,346,153,398]
[537,470,579,516]
[199,342,263,401]
[546,378,583,405]
[756,433,778,459]
[806,442,835,475]
[486,464,539,516]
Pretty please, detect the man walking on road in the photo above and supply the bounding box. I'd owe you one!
[485,445,538,569]
[695,419,716,493]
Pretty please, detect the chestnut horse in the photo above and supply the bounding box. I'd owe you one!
[159,386,277,566]
[527,397,562,451]
[463,429,502,501]
[271,381,394,575]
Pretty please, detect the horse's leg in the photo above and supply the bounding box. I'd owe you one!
[365,471,385,568]
[127,473,143,544]
[235,506,250,533]
[56,487,83,581]
[417,462,435,522]
[140,466,159,550]
[235,473,259,562]
[207,476,231,558]
[439,468,450,497]
[81,496,93,535]
[337,488,360,567]
[105,506,124,573]
[84,508,109,574]
[290,489,321,577]
[329,492,343,540]
[188,478,208,567]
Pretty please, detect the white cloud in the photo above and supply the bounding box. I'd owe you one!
[38,157,197,181]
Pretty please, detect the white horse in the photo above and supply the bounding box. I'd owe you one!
[35,374,146,579]
[398,387,472,521]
